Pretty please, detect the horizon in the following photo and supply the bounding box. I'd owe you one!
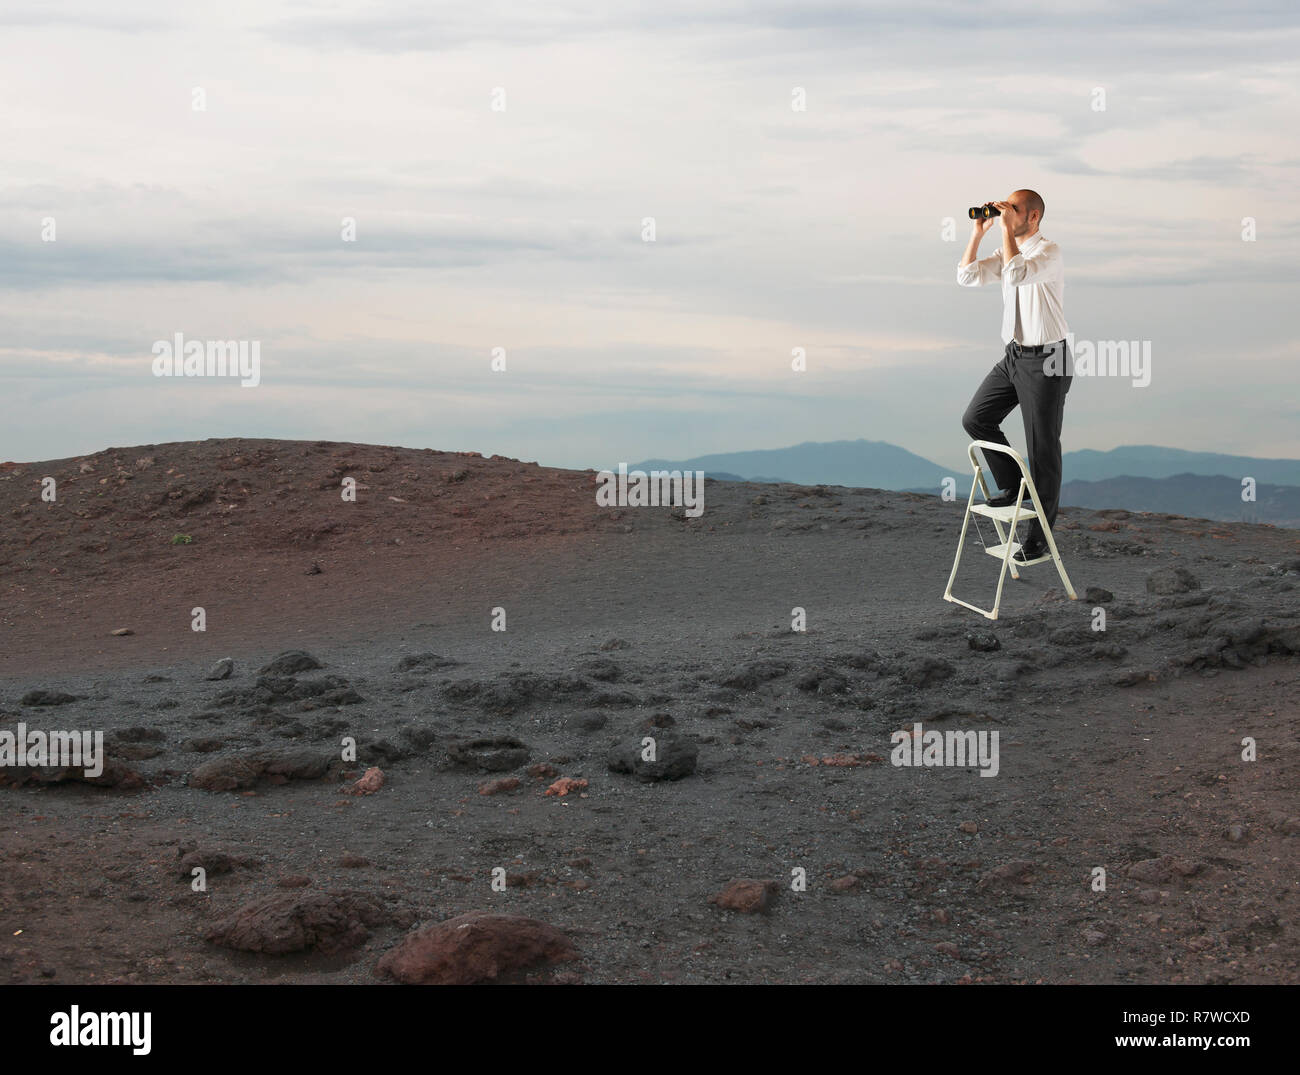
[10,434,1300,475]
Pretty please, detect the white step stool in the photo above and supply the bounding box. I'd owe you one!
[943,439,1077,620]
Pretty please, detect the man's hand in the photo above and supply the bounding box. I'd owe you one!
[971,206,997,237]
[993,200,1022,234]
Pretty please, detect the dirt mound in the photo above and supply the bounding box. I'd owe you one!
[0,438,621,675]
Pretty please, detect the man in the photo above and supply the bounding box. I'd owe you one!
[957,189,1071,565]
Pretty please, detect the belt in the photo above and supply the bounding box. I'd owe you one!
[1009,339,1065,355]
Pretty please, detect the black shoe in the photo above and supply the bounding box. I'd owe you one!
[985,488,1030,508]
[1013,538,1048,564]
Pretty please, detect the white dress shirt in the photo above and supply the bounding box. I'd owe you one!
[956,231,1069,346]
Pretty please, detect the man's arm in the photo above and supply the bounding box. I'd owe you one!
[957,211,1002,287]
[991,198,1062,285]
[1002,241,1062,286]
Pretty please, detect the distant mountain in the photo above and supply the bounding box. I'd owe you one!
[1063,446,1300,486]
[903,473,1300,528]
[620,440,1300,527]
[626,439,949,491]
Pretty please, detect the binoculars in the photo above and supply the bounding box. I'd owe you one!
[968,205,1000,219]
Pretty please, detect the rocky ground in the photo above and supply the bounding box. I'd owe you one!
[1,438,1297,984]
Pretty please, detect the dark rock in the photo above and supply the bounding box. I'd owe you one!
[359,739,410,765]
[189,755,264,792]
[286,675,363,706]
[719,659,790,690]
[966,632,1001,652]
[3,758,144,790]
[206,658,234,681]
[587,689,640,708]
[188,749,340,791]
[180,737,224,753]
[260,749,336,782]
[578,658,621,682]
[794,666,850,693]
[447,736,530,772]
[20,690,77,706]
[393,653,460,673]
[204,890,394,955]
[259,650,323,675]
[441,679,480,702]
[1146,566,1200,595]
[607,733,698,782]
[1085,586,1114,603]
[175,847,258,879]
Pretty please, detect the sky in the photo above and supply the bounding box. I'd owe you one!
[3,0,1299,473]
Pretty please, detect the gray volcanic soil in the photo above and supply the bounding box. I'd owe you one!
[1,440,1298,984]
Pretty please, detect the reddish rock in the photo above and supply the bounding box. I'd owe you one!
[545,777,588,797]
[345,767,385,796]
[374,911,577,984]
[478,776,521,796]
[829,875,859,892]
[527,763,559,779]
[710,878,779,914]
[204,890,394,955]
[819,753,882,767]
[934,941,961,959]
[976,860,1034,891]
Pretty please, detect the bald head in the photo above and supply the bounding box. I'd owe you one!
[1014,189,1045,233]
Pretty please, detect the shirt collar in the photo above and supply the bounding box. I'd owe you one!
[1018,231,1044,252]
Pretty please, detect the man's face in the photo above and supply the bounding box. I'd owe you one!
[1003,193,1035,237]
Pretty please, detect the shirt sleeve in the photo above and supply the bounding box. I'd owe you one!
[957,252,1003,287]
[1003,241,1062,286]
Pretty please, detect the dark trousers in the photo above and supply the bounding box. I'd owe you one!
[961,339,1071,545]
